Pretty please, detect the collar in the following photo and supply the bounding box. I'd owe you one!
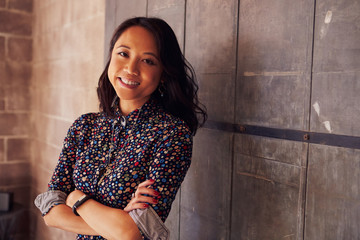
[112,97,163,124]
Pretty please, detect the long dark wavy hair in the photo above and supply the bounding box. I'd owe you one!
[97,17,207,134]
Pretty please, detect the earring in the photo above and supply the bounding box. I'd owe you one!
[158,82,166,98]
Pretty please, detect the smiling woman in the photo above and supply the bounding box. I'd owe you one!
[107,26,163,115]
[34,17,206,240]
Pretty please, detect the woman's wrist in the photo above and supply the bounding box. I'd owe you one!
[66,190,85,207]
[72,195,92,216]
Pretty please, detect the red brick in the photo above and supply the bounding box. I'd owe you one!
[7,138,30,161]
[4,185,31,207]
[5,61,32,87]
[0,36,4,61]
[0,162,31,186]
[8,37,32,62]
[0,139,4,162]
[0,10,32,36]
[0,113,30,136]
[9,0,33,13]
[0,98,4,111]
[0,62,5,85]
[6,85,31,111]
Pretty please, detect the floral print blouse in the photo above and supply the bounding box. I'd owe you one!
[47,98,193,239]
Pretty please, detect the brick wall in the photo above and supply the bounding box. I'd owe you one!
[0,0,33,239]
[30,1,105,239]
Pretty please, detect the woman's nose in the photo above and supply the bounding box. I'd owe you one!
[125,58,139,75]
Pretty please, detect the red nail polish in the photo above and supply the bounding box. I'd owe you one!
[144,204,149,208]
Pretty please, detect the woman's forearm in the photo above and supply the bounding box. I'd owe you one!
[75,199,142,240]
[42,199,141,240]
[43,204,99,236]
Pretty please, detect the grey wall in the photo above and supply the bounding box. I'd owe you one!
[105,0,360,239]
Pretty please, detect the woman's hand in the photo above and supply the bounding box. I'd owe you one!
[66,189,86,208]
[124,179,160,212]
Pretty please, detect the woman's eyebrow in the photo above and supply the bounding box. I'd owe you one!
[116,44,130,49]
[116,44,160,60]
[143,52,160,60]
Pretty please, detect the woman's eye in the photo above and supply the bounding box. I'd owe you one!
[143,59,155,65]
[118,52,128,57]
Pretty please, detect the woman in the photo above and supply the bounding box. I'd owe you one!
[34,17,206,240]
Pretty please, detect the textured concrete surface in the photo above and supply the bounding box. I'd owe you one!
[104,0,360,239]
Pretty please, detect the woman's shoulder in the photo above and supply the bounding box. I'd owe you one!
[74,112,102,124]
[150,108,192,136]
[70,112,108,131]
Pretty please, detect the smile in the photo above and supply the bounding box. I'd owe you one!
[118,77,140,86]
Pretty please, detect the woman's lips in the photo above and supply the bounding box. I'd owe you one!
[118,77,139,88]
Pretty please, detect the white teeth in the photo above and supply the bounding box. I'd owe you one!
[120,77,139,86]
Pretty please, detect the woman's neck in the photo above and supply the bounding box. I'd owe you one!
[119,97,150,116]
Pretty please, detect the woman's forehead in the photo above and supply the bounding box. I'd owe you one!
[114,26,159,54]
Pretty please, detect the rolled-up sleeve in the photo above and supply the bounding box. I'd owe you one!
[129,207,170,240]
[34,190,67,216]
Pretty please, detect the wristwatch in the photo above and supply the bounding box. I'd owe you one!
[72,194,91,216]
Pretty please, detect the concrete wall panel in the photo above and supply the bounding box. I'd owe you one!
[185,0,238,123]
[232,134,306,240]
[236,0,314,129]
[235,134,307,166]
[237,0,314,73]
[180,129,233,240]
[104,0,117,60]
[148,0,185,50]
[236,75,310,129]
[105,0,147,62]
[231,174,303,240]
[311,0,360,136]
[165,192,180,240]
[313,0,360,73]
[310,72,360,136]
[198,73,235,123]
[306,1,360,238]
[115,0,147,23]
[185,0,238,73]
[305,144,360,240]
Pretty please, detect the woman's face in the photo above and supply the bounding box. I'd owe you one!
[107,26,163,110]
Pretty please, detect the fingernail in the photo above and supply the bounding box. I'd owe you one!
[154,191,159,196]
[144,204,149,208]
[149,179,155,183]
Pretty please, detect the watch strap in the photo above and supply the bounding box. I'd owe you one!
[72,195,91,216]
